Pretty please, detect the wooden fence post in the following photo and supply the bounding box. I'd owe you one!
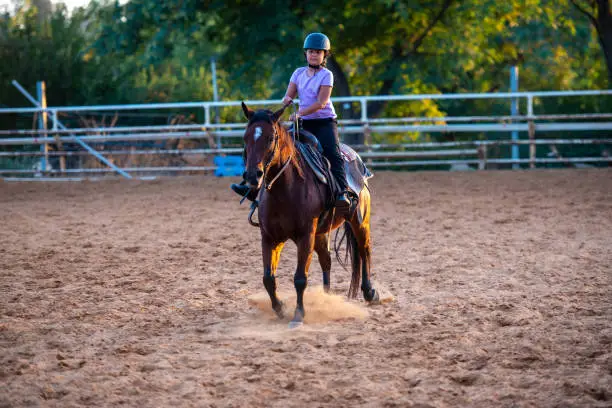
[36,81,48,173]
[477,145,487,170]
[52,111,66,172]
[528,120,536,169]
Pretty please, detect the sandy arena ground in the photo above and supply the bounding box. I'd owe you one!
[1,169,611,407]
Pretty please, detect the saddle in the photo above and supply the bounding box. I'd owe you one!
[289,125,374,223]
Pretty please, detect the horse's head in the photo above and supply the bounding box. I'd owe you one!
[241,102,289,189]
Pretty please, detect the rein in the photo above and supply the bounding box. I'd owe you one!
[264,152,292,191]
[262,123,292,191]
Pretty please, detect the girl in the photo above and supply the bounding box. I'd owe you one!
[232,32,351,210]
[282,32,351,210]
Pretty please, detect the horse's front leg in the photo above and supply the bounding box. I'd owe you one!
[290,230,316,328]
[262,238,285,318]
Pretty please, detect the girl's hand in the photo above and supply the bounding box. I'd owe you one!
[282,96,293,106]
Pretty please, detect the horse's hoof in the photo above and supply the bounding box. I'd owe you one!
[288,320,303,329]
[366,289,380,304]
[273,301,285,319]
[289,309,304,328]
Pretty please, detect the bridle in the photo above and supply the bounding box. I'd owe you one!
[244,104,297,228]
[249,113,293,191]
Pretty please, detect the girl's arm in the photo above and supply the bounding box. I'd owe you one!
[296,85,332,117]
[282,82,297,105]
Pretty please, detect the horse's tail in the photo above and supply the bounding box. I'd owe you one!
[334,222,361,299]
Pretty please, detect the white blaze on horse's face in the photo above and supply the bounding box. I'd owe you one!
[254,126,262,141]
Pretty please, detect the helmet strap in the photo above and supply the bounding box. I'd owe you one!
[308,64,321,69]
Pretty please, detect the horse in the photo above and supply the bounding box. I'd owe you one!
[240,102,378,327]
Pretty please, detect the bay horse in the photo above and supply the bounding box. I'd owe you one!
[241,102,378,327]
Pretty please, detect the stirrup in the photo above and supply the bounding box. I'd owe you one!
[248,199,260,227]
[335,191,352,209]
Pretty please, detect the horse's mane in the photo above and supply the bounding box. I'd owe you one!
[250,110,304,179]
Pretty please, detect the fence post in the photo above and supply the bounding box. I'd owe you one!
[510,66,519,169]
[528,120,536,169]
[360,98,368,123]
[360,98,372,164]
[51,110,66,172]
[211,57,219,121]
[210,58,221,148]
[202,104,217,149]
[364,124,373,166]
[477,144,487,170]
[36,81,48,173]
[527,95,535,169]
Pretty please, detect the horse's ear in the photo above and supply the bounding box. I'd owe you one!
[271,104,288,123]
[241,102,254,120]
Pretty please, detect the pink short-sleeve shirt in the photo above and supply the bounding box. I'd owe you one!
[289,67,337,120]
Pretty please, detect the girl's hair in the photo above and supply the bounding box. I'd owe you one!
[322,50,330,67]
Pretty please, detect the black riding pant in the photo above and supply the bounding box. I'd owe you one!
[301,118,348,191]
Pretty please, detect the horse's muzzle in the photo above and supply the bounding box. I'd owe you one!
[244,168,264,189]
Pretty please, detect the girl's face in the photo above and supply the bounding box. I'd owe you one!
[306,49,325,66]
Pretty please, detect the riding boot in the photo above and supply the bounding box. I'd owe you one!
[230,179,259,202]
[335,189,352,210]
[327,156,352,211]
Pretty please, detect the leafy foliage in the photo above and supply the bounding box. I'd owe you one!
[0,0,609,138]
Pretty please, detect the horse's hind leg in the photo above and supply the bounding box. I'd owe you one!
[350,193,379,303]
[358,235,379,303]
[262,238,285,318]
[314,234,331,293]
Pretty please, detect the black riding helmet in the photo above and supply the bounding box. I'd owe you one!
[303,33,330,51]
[303,33,330,68]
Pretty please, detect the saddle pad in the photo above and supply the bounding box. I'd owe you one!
[296,141,373,190]
[339,144,374,196]
[297,141,374,227]
[340,144,358,162]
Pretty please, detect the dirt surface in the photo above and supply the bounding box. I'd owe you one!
[1,169,611,407]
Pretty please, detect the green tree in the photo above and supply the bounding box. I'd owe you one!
[0,0,88,107]
[3,0,607,129]
[88,0,234,103]
[89,0,607,103]
[570,0,612,85]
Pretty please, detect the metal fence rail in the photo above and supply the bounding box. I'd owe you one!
[1,89,611,178]
[1,122,612,146]
[1,138,608,174]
